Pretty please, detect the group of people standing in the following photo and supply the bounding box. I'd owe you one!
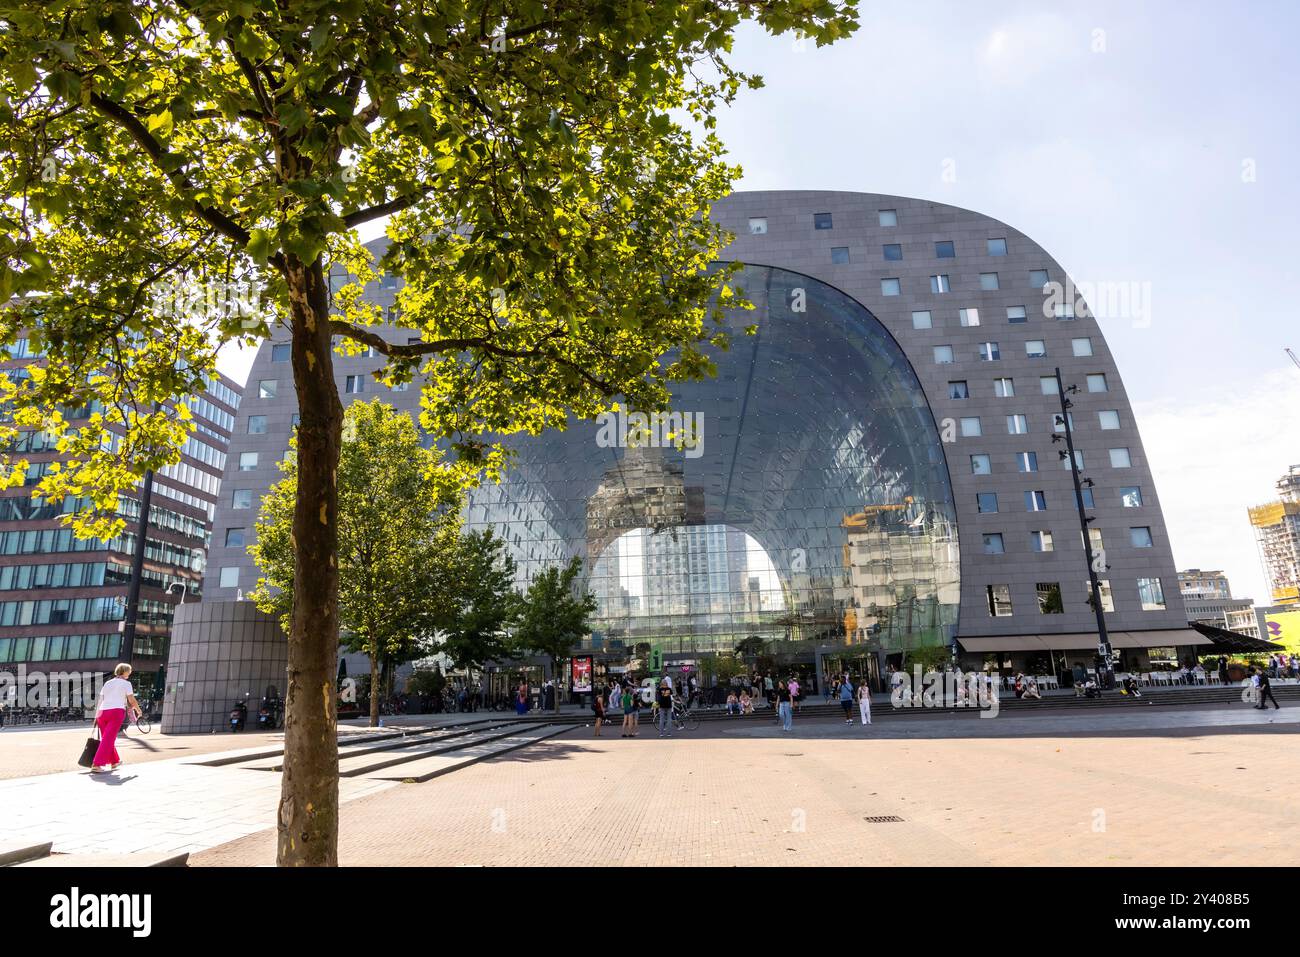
[589,676,682,738]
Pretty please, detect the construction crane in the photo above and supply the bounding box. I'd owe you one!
[1288,347,1300,372]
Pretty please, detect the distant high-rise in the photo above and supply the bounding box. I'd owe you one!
[1249,465,1300,606]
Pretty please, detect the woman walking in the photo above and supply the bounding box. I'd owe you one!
[591,687,606,736]
[777,680,793,732]
[91,663,141,773]
[857,677,873,726]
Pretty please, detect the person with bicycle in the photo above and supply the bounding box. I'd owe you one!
[655,679,675,738]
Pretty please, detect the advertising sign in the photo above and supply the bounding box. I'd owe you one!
[571,656,593,693]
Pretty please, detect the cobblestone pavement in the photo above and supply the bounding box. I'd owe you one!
[192,705,1300,867]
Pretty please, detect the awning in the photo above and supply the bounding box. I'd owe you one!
[957,628,1212,654]
[1189,621,1285,653]
[957,636,1052,652]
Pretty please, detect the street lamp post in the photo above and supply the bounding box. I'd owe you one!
[1054,367,1115,690]
[118,466,156,670]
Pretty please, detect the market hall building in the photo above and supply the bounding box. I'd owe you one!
[163,190,1202,730]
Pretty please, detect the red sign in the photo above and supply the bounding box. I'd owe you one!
[571,656,593,693]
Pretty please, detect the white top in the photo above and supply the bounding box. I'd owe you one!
[98,676,134,713]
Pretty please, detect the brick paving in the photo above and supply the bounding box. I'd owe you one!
[192,705,1300,867]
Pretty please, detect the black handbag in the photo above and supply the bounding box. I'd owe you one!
[77,723,100,768]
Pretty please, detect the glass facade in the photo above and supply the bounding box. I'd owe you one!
[465,265,960,663]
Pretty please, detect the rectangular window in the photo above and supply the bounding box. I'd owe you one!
[1109,447,1132,468]
[1025,490,1047,512]
[1007,414,1029,435]
[986,584,1013,617]
[1036,582,1064,614]
[1138,577,1166,611]
[1029,269,1050,288]
[911,310,932,329]
[225,528,246,548]
[883,243,903,261]
[982,533,1005,555]
[271,343,291,362]
[1053,412,1074,432]
[1120,486,1143,508]
[1040,376,1059,395]
[247,415,267,434]
[959,308,981,327]
[831,247,850,264]
[258,380,278,399]
[993,377,1015,398]
[960,417,982,437]
[1017,451,1038,472]
[881,278,901,296]
[1061,449,1085,470]
[1088,579,1115,613]
[948,380,970,400]
[1029,530,1054,552]
[878,209,897,227]
[1098,410,1121,430]
[931,274,951,293]
[979,341,1001,361]
[814,212,834,230]
[1025,339,1046,358]
[1054,301,1075,320]
[1130,527,1154,548]
[1075,488,1096,509]
[1087,373,1109,393]
[1071,337,1094,357]
[934,345,954,364]
[232,489,253,509]
[748,217,768,235]
[987,238,1008,256]
[238,451,258,471]
[979,272,1000,290]
[219,567,239,589]
[345,375,365,394]
[935,241,956,258]
[970,454,992,475]
[1006,305,1027,323]
[977,492,999,513]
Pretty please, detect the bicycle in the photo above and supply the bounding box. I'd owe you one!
[671,700,700,733]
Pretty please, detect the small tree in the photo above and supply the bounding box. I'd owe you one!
[439,529,520,674]
[249,399,463,727]
[514,557,596,702]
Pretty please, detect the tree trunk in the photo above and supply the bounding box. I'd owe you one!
[277,257,343,867]
[368,651,379,728]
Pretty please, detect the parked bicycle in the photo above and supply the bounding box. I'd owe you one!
[671,700,700,732]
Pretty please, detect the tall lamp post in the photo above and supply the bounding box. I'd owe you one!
[1053,367,1115,690]
[118,466,156,670]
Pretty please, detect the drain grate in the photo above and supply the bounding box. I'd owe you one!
[863,815,905,823]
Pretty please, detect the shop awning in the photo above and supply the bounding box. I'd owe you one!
[957,629,1212,654]
[1189,621,1285,653]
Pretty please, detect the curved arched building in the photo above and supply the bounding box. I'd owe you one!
[173,190,1201,725]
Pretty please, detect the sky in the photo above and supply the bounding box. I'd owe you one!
[219,0,1300,603]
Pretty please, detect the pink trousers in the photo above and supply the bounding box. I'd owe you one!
[93,709,125,766]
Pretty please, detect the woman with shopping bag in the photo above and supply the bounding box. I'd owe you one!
[89,663,142,773]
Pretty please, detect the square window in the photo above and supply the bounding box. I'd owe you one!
[225,528,246,548]
[977,492,999,513]
[960,417,982,437]
[931,274,951,293]
[247,415,267,434]
[1052,412,1075,432]
[748,217,768,235]
[1109,447,1132,468]
[1130,527,1154,548]
[1036,582,1064,614]
[993,377,1015,398]
[831,247,850,264]
[1025,339,1046,358]
[345,375,365,394]
[232,489,253,509]
[271,343,291,362]
[1075,488,1095,509]
[1006,305,1027,323]
[1062,449,1085,470]
[1054,301,1075,320]
[1040,376,1059,395]
[987,238,1008,256]
[1088,580,1116,613]
[1098,410,1121,430]
[1086,373,1109,393]
[219,567,239,589]
[979,341,1001,361]
[948,380,970,400]
[911,310,932,330]
[982,533,1005,555]
[959,308,981,327]
[1017,451,1038,472]
[881,278,901,296]
[1120,486,1143,508]
[1029,530,1054,552]
[979,272,1000,290]
[1071,337,1093,357]
[258,379,278,399]
[878,209,897,227]
[238,451,258,471]
[934,345,954,364]
[1029,269,1050,289]
[935,241,956,258]
[813,212,833,230]
[986,584,1013,617]
[883,243,903,261]
[1007,414,1029,435]
[1138,577,1166,611]
[1025,490,1047,511]
[970,454,992,475]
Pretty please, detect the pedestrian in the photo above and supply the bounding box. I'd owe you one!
[656,679,675,737]
[620,685,635,737]
[1072,661,1087,697]
[838,674,854,724]
[789,675,801,712]
[1218,655,1229,684]
[1256,668,1281,710]
[591,688,605,736]
[857,676,873,725]
[776,680,793,731]
[90,663,142,773]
